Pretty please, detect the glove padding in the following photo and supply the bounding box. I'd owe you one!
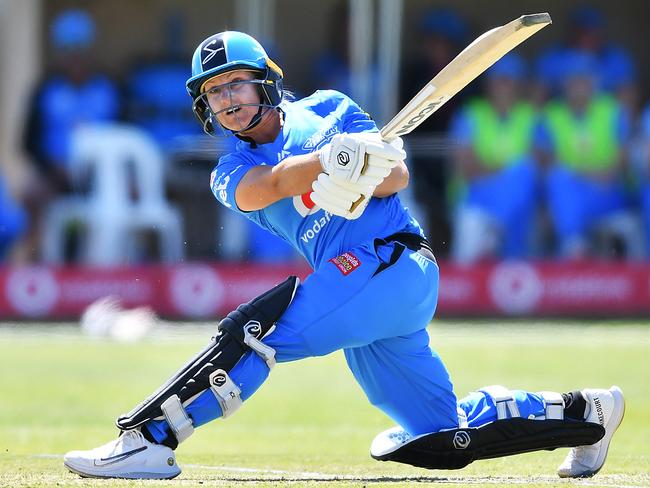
[317,132,405,185]
[310,173,373,220]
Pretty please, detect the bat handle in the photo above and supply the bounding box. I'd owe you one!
[379,127,397,143]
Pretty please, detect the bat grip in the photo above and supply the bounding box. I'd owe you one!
[379,127,397,143]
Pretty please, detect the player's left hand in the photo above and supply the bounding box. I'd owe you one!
[310,173,373,220]
[317,132,405,185]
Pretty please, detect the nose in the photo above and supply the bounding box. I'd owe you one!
[208,88,235,112]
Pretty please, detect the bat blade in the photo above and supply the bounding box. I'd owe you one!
[380,13,551,142]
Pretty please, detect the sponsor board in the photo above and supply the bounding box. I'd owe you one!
[0,261,649,319]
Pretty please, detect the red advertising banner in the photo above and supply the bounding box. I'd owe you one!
[0,261,648,319]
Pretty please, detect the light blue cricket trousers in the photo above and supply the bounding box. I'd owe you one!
[147,237,548,442]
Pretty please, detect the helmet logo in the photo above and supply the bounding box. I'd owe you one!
[202,39,225,66]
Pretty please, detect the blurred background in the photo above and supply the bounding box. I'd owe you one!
[2,0,650,320]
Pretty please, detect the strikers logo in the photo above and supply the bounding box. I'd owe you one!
[293,191,319,217]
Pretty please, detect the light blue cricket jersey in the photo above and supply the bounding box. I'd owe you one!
[210,90,422,270]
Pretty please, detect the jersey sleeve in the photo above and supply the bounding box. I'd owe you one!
[342,96,378,134]
[210,152,256,214]
[315,90,377,134]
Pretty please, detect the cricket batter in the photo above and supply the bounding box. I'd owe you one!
[64,31,624,480]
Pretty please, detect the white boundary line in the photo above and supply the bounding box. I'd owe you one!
[35,454,647,487]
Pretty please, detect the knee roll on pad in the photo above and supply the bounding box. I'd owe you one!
[116,276,299,445]
[371,386,601,470]
[370,418,605,470]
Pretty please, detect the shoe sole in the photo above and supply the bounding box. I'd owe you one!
[64,461,181,480]
[558,385,626,478]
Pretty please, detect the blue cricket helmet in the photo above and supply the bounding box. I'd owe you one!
[186,31,284,135]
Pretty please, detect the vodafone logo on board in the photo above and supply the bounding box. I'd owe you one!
[169,264,225,318]
[6,267,59,317]
[488,261,543,314]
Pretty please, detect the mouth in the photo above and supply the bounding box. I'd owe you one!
[225,107,241,115]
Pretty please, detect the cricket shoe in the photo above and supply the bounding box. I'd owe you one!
[557,386,625,478]
[64,429,181,479]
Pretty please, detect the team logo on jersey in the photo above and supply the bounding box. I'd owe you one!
[302,125,339,151]
[293,192,319,217]
[211,171,232,208]
[328,252,361,276]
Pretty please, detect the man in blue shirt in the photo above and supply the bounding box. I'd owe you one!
[64,31,624,480]
[449,54,538,262]
[22,9,120,261]
[535,51,634,258]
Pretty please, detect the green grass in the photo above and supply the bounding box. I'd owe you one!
[0,321,649,487]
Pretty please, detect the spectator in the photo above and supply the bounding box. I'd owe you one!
[630,106,650,256]
[449,54,538,263]
[125,12,200,152]
[21,9,121,261]
[536,51,636,259]
[533,5,637,109]
[0,171,28,260]
[399,8,470,256]
[311,2,353,96]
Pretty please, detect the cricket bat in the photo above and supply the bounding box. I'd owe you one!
[380,13,552,142]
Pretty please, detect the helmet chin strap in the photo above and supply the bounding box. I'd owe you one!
[228,82,273,137]
[231,104,267,136]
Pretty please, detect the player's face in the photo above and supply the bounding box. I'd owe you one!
[202,70,262,132]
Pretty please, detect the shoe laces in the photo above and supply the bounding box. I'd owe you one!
[119,429,146,450]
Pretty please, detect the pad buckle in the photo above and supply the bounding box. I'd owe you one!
[160,394,194,443]
[480,385,521,420]
[209,369,243,418]
[243,321,277,369]
[539,391,564,420]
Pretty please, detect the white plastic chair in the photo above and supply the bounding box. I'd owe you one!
[42,124,184,265]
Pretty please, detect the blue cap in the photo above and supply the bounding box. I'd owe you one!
[420,8,468,44]
[606,54,637,89]
[487,54,526,81]
[561,50,600,80]
[50,9,96,49]
[570,5,605,29]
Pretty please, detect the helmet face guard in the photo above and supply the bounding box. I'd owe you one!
[191,72,282,136]
[186,31,283,136]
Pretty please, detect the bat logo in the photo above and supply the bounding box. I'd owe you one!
[395,96,448,136]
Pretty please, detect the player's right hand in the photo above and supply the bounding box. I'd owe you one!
[317,132,405,185]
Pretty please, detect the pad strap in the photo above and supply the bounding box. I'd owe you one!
[539,391,564,420]
[457,407,468,428]
[243,322,276,369]
[479,385,520,419]
[160,395,194,443]
[209,369,243,418]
